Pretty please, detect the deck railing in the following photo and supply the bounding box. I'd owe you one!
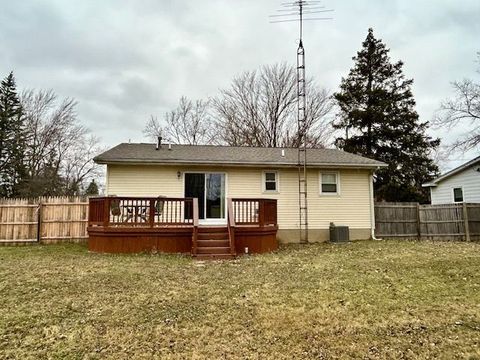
[88,197,277,228]
[88,196,196,227]
[232,198,277,227]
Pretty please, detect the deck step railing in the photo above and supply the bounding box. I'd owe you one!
[227,198,236,255]
[192,198,199,255]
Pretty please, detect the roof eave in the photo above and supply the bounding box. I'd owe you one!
[426,156,480,185]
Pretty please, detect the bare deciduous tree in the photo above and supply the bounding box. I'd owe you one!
[143,96,213,145]
[213,63,335,148]
[143,115,163,141]
[63,134,104,194]
[22,89,79,177]
[284,87,336,147]
[145,63,335,148]
[434,53,480,152]
[20,89,102,196]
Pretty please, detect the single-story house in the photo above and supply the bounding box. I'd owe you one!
[423,155,480,205]
[88,141,385,258]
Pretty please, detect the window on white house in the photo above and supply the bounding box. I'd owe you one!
[264,171,278,192]
[453,187,463,202]
[321,172,339,194]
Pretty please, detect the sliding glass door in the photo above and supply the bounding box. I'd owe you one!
[205,173,225,220]
[184,173,226,223]
[184,173,205,219]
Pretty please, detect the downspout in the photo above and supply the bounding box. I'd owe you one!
[369,170,382,240]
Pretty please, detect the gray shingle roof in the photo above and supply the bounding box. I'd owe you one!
[423,154,480,187]
[94,143,386,168]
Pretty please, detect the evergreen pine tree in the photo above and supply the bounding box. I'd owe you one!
[0,72,26,197]
[334,29,440,202]
[85,179,99,196]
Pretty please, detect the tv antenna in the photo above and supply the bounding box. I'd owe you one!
[270,1,333,244]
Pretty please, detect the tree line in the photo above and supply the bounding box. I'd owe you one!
[2,28,477,202]
[146,29,479,203]
[0,73,101,198]
[144,63,335,149]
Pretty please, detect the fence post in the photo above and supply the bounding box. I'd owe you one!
[36,203,43,243]
[463,203,470,242]
[416,203,421,240]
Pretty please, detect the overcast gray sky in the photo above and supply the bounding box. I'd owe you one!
[1,0,479,169]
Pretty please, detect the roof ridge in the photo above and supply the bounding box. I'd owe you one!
[121,142,346,151]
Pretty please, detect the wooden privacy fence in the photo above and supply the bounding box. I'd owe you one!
[0,196,88,244]
[3,197,478,243]
[375,202,480,241]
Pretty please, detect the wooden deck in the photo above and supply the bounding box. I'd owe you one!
[87,197,278,257]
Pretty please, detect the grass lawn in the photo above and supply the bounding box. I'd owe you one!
[0,240,479,359]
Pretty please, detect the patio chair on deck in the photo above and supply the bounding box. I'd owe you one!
[154,196,166,223]
[123,205,148,223]
[124,205,134,223]
[110,199,121,217]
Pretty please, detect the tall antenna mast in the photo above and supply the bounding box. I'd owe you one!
[270,1,333,244]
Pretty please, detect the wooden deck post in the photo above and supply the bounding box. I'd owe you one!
[227,198,236,255]
[149,198,155,228]
[103,197,110,228]
[463,202,471,242]
[258,200,265,227]
[192,198,199,255]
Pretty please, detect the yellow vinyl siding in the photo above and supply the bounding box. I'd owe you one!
[309,170,372,229]
[107,166,184,198]
[106,165,372,230]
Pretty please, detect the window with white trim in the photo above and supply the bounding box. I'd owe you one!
[264,171,278,192]
[320,172,339,195]
[453,187,463,203]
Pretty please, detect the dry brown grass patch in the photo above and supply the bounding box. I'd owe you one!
[0,240,479,359]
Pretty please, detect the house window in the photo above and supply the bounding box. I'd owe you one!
[453,187,463,203]
[264,171,278,192]
[320,172,339,195]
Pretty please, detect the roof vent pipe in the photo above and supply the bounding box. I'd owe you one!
[156,136,162,150]
[168,143,172,150]
[281,149,285,157]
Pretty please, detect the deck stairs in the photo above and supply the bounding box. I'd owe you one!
[193,226,235,260]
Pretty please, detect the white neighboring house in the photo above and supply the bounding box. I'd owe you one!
[423,155,480,204]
